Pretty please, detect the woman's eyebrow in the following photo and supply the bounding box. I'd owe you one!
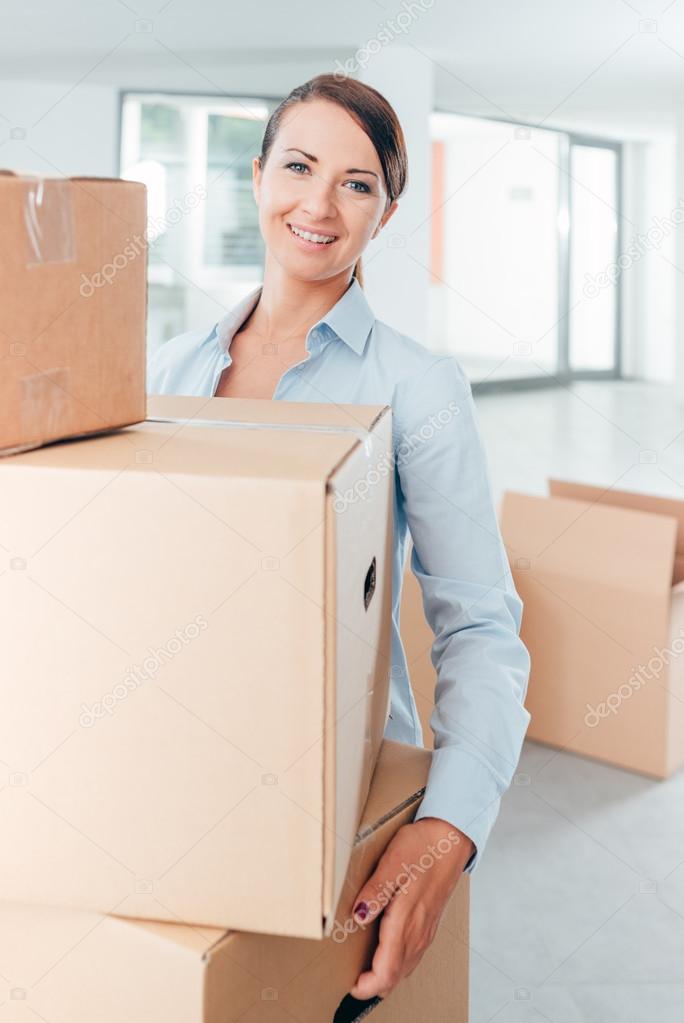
[283,147,379,179]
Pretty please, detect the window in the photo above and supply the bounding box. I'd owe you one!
[428,111,622,387]
[120,92,279,357]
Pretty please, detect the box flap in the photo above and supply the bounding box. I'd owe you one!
[70,176,146,186]
[123,915,228,958]
[549,478,683,582]
[502,488,676,595]
[146,394,389,434]
[3,418,361,485]
[357,740,431,835]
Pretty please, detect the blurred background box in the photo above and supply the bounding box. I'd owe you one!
[500,478,684,778]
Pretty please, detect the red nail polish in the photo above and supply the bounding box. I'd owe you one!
[354,901,368,920]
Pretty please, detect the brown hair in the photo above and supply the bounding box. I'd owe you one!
[258,73,408,288]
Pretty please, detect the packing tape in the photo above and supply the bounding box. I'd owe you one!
[1,367,72,457]
[12,368,71,456]
[24,177,75,265]
[146,414,373,444]
[147,414,379,506]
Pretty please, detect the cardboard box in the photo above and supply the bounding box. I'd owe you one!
[0,741,469,1023]
[0,170,147,455]
[500,478,684,778]
[0,397,394,937]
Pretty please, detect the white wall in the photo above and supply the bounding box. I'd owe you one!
[643,135,677,384]
[620,141,646,379]
[359,46,434,347]
[674,111,684,403]
[0,80,119,177]
[621,134,677,384]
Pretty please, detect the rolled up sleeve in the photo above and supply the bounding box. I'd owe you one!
[395,356,531,873]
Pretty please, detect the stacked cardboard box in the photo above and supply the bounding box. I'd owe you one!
[0,741,469,1022]
[0,394,394,937]
[501,478,684,778]
[0,170,147,455]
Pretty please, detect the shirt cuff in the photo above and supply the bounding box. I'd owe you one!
[413,745,505,874]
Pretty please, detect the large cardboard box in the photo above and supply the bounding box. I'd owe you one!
[500,478,684,778]
[0,397,394,937]
[0,741,469,1023]
[0,170,147,455]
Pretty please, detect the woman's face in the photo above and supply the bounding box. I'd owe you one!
[252,98,398,282]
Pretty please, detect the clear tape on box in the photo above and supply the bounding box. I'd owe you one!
[23,175,75,265]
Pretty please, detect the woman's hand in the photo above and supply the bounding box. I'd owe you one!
[348,817,474,1000]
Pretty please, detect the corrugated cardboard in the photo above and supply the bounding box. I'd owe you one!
[0,170,147,455]
[0,397,394,937]
[0,741,469,1023]
[500,478,684,778]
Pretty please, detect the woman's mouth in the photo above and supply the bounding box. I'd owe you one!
[287,222,338,250]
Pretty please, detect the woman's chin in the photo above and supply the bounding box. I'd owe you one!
[275,253,342,282]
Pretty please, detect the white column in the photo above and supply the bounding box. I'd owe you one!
[358,45,435,346]
[674,112,684,404]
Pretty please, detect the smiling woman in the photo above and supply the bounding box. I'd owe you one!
[147,72,531,1001]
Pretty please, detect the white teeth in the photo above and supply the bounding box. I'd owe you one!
[289,224,336,244]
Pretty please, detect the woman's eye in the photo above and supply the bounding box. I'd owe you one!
[346,180,371,194]
[286,161,309,174]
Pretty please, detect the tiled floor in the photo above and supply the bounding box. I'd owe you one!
[468,380,684,1023]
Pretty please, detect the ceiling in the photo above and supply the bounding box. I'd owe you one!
[1,0,683,135]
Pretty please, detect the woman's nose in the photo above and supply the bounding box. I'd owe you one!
[301,174,337,220]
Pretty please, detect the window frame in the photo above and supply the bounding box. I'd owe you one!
[431,107,623,394]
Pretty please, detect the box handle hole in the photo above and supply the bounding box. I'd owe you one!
[364,557,377,612]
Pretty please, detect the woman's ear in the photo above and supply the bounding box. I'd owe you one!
[371,199,399,240]
[252,155,262,204]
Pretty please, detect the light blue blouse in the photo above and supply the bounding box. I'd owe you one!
[147,277,531,873]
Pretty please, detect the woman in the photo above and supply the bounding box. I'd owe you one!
[148,73,531,1000]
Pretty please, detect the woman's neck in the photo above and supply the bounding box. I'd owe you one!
[248,262,354,344]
